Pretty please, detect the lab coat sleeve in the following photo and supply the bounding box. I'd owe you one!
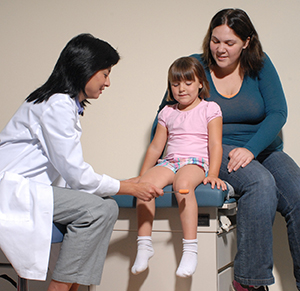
[38,97,120,196]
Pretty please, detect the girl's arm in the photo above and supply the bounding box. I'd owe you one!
[203,116,227,190]
[139,123,168,177]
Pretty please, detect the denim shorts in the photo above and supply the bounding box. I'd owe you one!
[156,157,209,175]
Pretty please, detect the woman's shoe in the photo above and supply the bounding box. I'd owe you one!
[231,280,269,291]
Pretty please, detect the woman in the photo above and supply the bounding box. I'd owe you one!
[0,33,163,291]
[158,8,300,291]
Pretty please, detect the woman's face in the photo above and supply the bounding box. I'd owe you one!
[79,68,111,102]
[210,24,249,71]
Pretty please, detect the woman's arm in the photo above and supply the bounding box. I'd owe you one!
[227,54,287,172]
[244,53,287,157]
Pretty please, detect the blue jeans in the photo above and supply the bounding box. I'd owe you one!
[220,145,300,289]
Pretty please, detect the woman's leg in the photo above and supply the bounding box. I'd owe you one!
[261,151,300,290]
[173,165,205,277]
[131,166,174,274]
[220,145,277,286]
[50,187,119,287]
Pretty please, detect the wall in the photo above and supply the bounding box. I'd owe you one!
[0,1,299,290]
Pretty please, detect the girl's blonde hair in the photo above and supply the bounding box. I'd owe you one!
[167,57,210,102]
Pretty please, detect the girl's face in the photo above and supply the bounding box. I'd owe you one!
[171,77,203,110]
[210,24,249,71]
[79,68,111,102]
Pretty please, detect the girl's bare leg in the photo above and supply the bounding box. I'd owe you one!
[131,166,174,274]
[173,165,205,277]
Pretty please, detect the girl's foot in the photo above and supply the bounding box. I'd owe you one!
[131,236,154,275]
[176,238,198,278]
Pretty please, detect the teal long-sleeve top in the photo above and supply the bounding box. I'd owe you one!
[158,53,287,158]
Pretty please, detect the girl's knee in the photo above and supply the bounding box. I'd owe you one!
[173,175,199,191]
[173,180,190,191]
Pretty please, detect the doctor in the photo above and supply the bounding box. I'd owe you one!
[0,33,163,291]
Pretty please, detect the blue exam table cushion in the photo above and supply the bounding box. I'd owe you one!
[52,223,66,243]
[114,183,229,208]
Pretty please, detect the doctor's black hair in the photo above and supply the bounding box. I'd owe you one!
[26,33,120,106]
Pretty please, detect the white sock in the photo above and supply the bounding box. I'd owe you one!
[131,236,154,275]
[176,238,198,278]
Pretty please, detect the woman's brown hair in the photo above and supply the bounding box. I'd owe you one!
[202,8,264,78]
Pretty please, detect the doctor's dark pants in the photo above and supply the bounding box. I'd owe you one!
[51,187,119,285]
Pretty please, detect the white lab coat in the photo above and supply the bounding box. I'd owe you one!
[0,94,120,280]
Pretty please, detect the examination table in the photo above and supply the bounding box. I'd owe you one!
[97,183,237,291]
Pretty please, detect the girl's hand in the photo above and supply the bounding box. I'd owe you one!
[227,147,254,172]
[203,175,227,191]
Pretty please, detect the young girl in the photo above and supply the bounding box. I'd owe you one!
[131,56,226,278]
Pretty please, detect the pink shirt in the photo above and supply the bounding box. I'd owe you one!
[158,100,222,164]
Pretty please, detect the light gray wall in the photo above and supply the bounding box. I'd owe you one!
[1,0,299,178]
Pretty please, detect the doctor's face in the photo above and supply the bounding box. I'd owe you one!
[79,68,111,102]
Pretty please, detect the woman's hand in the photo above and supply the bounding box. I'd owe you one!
[227,147,254,172]
[203,175,227,191]
[118,181,164,202]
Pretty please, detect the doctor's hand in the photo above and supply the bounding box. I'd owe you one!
[118,181,163,202]
[227,147,254,173]
[122,176,141,184]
